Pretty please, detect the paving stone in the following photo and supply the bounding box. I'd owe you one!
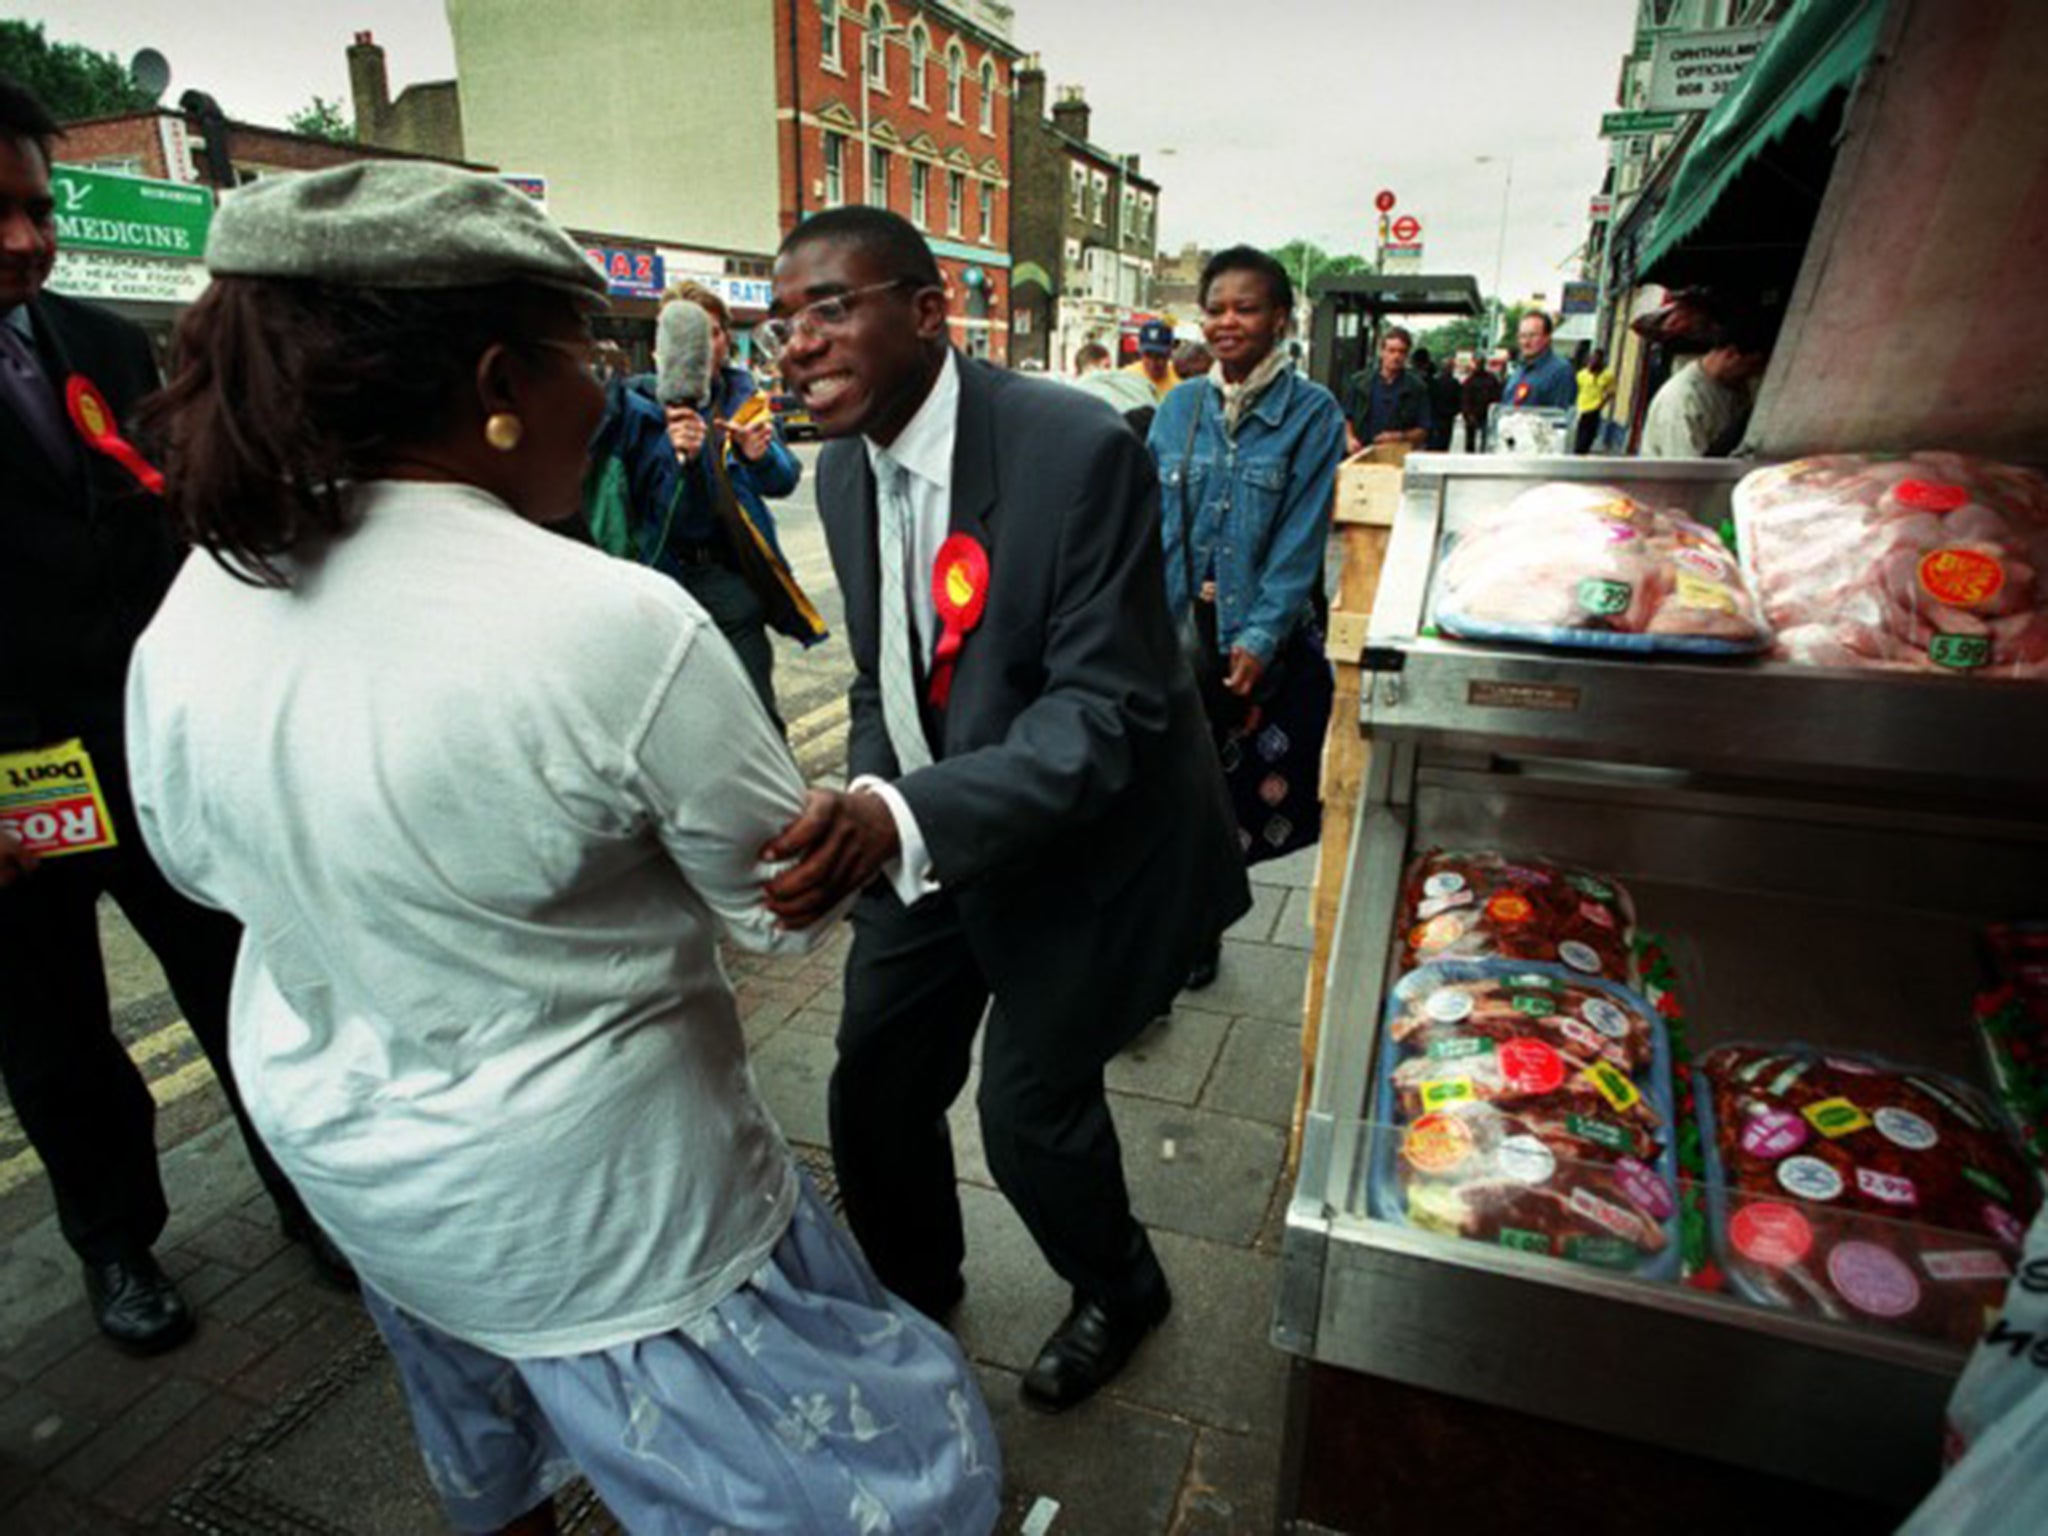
[0,1297,98,1385]
[1274,885,1318,951]
[227,1306,374,1407]
[1170,1427,1283,1535]
[1105,1007,1232,1107]
[1116,1231,1290,1437]
[49,1374,210,1497]
[0,1384,99,1472]
[0,1481,132,1535]
[1248,844,1319,890]
[1194,938,1309,1026]
[99,1395,261,1522]
[245,1281,362,1348]
[172,1259,248,1313]
[165,1319,271,1387]
[1224,880,1287,944]
[34,1336,170,1420]
[977,1363,1195,1536]
[739,993,800,1048]
[179,1213,290,1274]
[747,1028,838,1148]
[1201,1017,1304,1129]
[950,1187,1072,1375]
[1114,1096,1288,1249]
[785,1005,842,1038]
[209,1245,322,1329]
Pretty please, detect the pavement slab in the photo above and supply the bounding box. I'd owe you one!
[1116,1096,1289,1249]
[978,1364,1196,1536]
[1200,1017,1305,1128]
[1182,938,1310,1026]
[1104,1007,1234,1106]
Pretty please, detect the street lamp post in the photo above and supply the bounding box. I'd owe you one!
[1476,154,1516,350]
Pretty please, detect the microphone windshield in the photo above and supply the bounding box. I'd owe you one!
[655,300,716,407]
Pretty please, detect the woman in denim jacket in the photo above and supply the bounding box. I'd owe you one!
[1148,246,1345,989]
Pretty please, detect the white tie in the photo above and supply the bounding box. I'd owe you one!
[874,455,934,773]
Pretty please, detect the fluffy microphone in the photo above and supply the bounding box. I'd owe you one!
[654,299,716,408]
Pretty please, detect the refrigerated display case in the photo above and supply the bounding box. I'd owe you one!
[1274,452,2048,1525]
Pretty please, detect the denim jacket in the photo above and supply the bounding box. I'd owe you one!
[1148,367,1346,665]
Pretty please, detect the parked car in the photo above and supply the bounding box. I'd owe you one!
[769,392,819,441]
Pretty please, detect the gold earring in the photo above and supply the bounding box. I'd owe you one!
[484,413,524,452]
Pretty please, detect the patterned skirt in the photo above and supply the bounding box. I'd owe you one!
[363,1174,1001,1534]
[1216,617,1333,866]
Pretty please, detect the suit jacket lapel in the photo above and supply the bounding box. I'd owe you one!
[947,355,997,549]
[822,439,879,667]
[6,300,86,504]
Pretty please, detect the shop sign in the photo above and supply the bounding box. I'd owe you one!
[1589,194,1614,222]
[1561,281,1598,316]
[584,246,665,300]
[50,164,212,259]
[49,247,212,305]
[1600,110,1683,139]
[498,173,548,209]
[1647,26,1774,115]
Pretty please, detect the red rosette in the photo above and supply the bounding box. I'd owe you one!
[65,375,165,496]
[928,533,990,707]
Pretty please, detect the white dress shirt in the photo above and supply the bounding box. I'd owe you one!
[126,481,823,1357]
[854,351,961,903]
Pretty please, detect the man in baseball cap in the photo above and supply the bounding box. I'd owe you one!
[1120,318,1177,403]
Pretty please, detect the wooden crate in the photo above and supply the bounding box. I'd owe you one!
[1291,445,1404,1170]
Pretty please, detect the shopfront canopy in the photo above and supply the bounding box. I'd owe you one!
[1638,0,1885,278]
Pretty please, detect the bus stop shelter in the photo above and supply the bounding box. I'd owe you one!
[1306,272,1484,397]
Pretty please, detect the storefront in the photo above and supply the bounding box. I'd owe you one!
[45,164,215,357]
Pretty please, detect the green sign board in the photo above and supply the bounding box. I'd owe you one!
[1600,110,1684,139]
[51,164,213,260]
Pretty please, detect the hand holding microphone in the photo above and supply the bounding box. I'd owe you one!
[655,299,717,463]
[666,405,707,461]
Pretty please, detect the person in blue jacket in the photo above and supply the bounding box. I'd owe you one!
[1502,310,1578,411]
[1148,246,1345,991]
[586,283,826,728]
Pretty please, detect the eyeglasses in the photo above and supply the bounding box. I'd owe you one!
[528,337,605,381]
[753,280,919,359]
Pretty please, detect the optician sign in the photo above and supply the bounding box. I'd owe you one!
[50,164,213,259]
[1646,26,1775,114]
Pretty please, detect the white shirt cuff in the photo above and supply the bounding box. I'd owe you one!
[849,775,941,905]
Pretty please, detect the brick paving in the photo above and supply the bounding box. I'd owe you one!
[0,848,1317,1534]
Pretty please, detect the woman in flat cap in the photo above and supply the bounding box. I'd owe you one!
[125,162,999,1536]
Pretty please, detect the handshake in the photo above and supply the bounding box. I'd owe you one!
[760,786,903,928]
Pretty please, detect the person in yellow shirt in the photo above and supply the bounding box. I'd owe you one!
[1121,319,1178,403]
[1574,348,1616,454]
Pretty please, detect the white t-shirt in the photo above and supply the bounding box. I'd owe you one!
[125,481,820,1357]
[1639,359,1751,458]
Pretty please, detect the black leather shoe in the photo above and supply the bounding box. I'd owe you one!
[279,1208,358,1293]
[83,1254,194,1355]
[1020,1285,1172,1413]
[1184,942,1222,992]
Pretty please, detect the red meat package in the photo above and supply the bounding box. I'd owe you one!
[1432,481,1769,654]
[1397,850,1637,983]
[1733,452,2048,678]
[1700,1043,2042,1345]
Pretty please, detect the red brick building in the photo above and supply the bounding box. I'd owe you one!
[773,1,1019,361]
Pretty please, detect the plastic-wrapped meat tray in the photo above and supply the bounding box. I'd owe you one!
[1697,1042,2042,1345]
[1397,849,1638,985]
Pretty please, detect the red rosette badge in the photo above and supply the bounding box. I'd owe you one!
[66,375,166,495]
[928,533,990,707]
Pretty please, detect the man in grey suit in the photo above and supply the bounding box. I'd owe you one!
[764,208,1248,1412]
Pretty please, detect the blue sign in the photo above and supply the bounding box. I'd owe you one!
[583,245,665,300]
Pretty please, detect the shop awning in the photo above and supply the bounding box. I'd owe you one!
[1638,0,1885,275]
[1012,260,1052,292]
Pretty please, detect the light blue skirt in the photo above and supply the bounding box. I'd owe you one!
[362,1176,1002,1534]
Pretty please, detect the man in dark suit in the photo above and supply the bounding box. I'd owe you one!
[0,75,338,1354]
[762,207,1249,1412]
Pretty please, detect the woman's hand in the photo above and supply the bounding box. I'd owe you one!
[720,414,775,463]
[1223,646,1265,698]
[0,826,40,889]
[665,405,707,462]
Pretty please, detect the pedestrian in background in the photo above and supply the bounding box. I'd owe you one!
[1461,353,1504,451]
[0,74,343,1360]
[1172,338,1212,384]
[1121,317,1178,402]
[128,162,1000,1536]
[1575,347,1616,454]
[757,206,1247,1414]
[1503,310,1577,409]
[1072,340,1111,376]
[1427,349,1464,451]
[1149,245,1345,991]
[1343,323,1430,453]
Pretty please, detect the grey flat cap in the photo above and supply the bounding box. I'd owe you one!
[206,160,607,302]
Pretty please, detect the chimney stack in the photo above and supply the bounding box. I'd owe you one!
[1014,53,1045,127]
[347,30,389,136]
[1051,85,1090,144]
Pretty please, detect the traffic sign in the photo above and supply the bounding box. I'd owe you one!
[1374,189,1396,213]
[1390,215,1421,244]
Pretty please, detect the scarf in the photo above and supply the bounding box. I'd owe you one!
[1209,349,1293,437]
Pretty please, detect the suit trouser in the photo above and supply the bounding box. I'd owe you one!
[0,773,304,1265]
[829,888,1167,1321]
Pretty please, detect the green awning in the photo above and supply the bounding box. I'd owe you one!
[1011,261,1052,292]
[1638,0,1884,274]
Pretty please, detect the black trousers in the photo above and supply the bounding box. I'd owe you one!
[0,767,303,1264]
[829,888,1167,1321]
[677,562,781,733]
[1575,410,1603,455]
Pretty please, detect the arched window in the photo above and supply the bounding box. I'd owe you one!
[820,0,840,67]
[866,4,889,87]
[978,59,996,133]
[908,25,929,105]
[946,42,966,120]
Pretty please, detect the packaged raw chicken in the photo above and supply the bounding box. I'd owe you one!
[1397,849,1637,983]
[1432,481,1769,654]
[1733,452,2048,678]
[1698,1042,2041,1345]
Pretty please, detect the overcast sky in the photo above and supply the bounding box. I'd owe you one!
[21,0,1635,304]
